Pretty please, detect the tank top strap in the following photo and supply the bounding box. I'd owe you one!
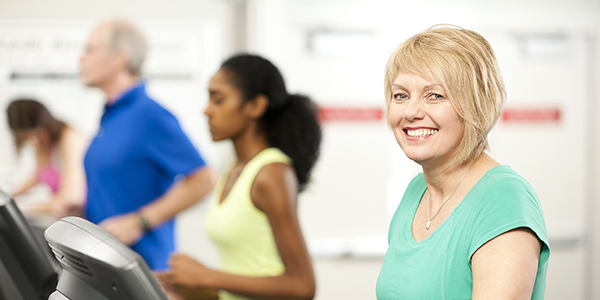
[212,160,236,204]
[237,148,291,188]
[210,148,291,208]
[231,148,291,208]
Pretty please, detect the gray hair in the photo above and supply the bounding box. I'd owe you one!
[104,20,148,76]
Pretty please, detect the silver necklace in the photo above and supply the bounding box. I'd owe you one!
[425,155,480,230]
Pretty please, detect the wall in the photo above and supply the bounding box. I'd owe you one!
[591,25,600,300]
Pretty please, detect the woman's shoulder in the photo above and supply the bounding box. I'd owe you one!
[255,147,292,164]
[478,165,536,197]
[252,149,295,191]
[251,157,296,212]
[467,165,549,265]
[255,163,295,183]
[243,148,292,176]
[60,126,81,136]
[468,165,545,232]
[58,126,85,147]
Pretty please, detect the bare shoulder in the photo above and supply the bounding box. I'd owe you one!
[58,127,87,157]
[60,127,85,145]
[251,163,297,212]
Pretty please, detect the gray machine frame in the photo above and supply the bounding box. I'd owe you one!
[0,189,60,300]
[45,217,168,300]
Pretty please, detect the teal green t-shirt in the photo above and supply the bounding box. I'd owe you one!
[376,166,550,300]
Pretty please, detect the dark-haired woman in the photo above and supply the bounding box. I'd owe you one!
[158,54,320,300]
[6,99,87,218]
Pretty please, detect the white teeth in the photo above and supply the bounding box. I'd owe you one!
[406,129,438,137]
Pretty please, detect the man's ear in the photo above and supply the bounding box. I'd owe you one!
[244,94,269,119]
[112,50,129,73]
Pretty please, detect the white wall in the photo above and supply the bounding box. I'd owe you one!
[590,24,600,300]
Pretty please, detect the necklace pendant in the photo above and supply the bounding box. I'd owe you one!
[426,220,431,230]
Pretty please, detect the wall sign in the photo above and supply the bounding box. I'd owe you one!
[501,106,561,123]
[319,107,384,122]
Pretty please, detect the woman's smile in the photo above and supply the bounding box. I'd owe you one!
[404,128,439,138]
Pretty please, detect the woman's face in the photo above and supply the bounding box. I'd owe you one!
[204,69,251,142]
[388,71,463,166]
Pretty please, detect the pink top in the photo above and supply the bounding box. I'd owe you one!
[37,163,60,194]
[36,147,61,194]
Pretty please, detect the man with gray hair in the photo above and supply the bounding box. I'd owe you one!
[80,19,213,270]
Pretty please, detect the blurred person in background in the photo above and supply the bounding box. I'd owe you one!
[6,98,86,219]
[376,24,549,299]
[79,19,214,270]
[157,54,320,300]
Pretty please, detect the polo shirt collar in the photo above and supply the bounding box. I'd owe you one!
[105,81,146,111]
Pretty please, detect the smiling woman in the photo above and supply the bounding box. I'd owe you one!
[388,72,463,167]
[377,25,550,300]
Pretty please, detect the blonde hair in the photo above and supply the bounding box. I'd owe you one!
[384,24,506,165]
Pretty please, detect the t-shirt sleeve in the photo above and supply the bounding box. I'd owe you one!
[141,108,206,179]
[468,176,550,267]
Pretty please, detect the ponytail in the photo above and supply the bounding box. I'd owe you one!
[220,54,322,191]
[264,94,321,192]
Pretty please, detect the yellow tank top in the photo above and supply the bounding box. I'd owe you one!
[204,148,290,300]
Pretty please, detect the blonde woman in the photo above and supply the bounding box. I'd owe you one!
[377,25,549,299]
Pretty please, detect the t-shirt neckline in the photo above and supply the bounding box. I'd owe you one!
[406,164,510,245]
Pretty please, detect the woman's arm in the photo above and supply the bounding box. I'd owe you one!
[471,227,541,300]
[52,127,87,217]
[167,163,316,300]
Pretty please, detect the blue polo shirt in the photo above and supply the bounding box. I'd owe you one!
[84,82,206,270]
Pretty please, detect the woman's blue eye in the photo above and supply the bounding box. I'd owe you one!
[393,93,408,101]
[426,93,445,101]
